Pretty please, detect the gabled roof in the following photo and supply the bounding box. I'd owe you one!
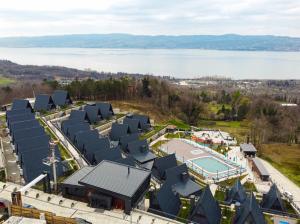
[261,184,285,211]
[52,90,72,106]
[16,135,50,155]
[66,123,90,142]
[119,133,140,151]
[252,158,269,177]
[92,146,123,165]
[6,108,32,120]
[74,130,99,152]
[129,114,151,131]
[11,99,32,111]
[152,154,177,181]
[10,119,40,135]
[234,193,266,224]
[95,102,114,119]
[79,160,151,198]
[34,94,56,111]
[13,126,45,143]
[127,139,156,164]
[12,122,42,141]
[240,143,257,153]
[153,182,181,219]
[226,180,247,204]
[84,137,110,162]
[17,141,50,163]
[84,105,101,124]
[165,164,201,197]
[123,117,141,133]
[69,110,89,122]
[189,186,221,224]
[110,123,130,141]
[62,166,94,187]
[7,113,35,128]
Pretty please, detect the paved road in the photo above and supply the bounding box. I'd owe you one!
[0,181,180,224]
[259,158,300,214]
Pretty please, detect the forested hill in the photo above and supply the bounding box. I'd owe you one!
[0,60,144,80]
[0,34,300,51]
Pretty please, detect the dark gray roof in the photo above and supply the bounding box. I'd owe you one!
[69,110,88,122]
[84,137,110,162]
[140,160,154,170]
[252,158,269,177]
[95,102,114,119]
[79,160,151,197]
[123,117,141,133]
[116,156,136,167]
[6,108,32,120]
[152,154,177,181]
[127,139,156,164]
[61,119,84,134]
[261,184,285,211]
[92,146,123,165]
[34,94,56,111]
[11,99,32,110]
[84,105,101,124]
[225,180,247,204]
[129,114,151,131]
[240,143,257,152]
[10,119,40,135]
[7,113,35,128]
[62,166,94,187]
[165,164,201,197]
[16,135,50,155]
[234,193,266,224]
[52,90,72,106]
[189,186,221,224]
[110,123,130,141]
[13,126,45,143]
[154,182,181,219]
[119,133,140,150]
[66,123,90,142]
[12,122,42,141]
[74,130,99,152]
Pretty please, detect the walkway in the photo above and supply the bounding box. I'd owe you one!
[0,181,180,224]
[258,158,300,214]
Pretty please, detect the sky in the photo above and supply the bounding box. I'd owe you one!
[0,0,300,37]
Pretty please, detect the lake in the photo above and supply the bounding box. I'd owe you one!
[0,48,300,79]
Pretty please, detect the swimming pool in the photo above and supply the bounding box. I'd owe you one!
[191,157,232,174]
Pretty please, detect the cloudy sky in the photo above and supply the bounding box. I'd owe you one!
[0,0,300,37]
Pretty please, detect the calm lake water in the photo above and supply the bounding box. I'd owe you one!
[0,48,300,79]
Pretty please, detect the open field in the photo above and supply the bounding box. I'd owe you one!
[207,102,231,114]
[0,76,15,85]
[259,144,300,187]
[198,120,251,143]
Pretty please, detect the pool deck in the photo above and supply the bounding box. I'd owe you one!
[160,138,211,160]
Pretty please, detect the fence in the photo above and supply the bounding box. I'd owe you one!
[11,205,77,224]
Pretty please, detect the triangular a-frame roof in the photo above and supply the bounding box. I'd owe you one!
[189,186,221,224]
[234,193,266,224]
[92,146,123,165]
[110,123,130,141]
[69,110,89,122]
[84,137,111,162]
[84,105,102,124]
[152,154,177,181]
[261,184,285,211]
[123,117,141,133]
[52,90,72,106]
[226,179,247,204]
[119,133,140,151]
[34,94,56,111]
[95,102,114,119]
[11,99,32,111]
[74,130,99,152]
[130,114,151,131]
[127,139,156,164]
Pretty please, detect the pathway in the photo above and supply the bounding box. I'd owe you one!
[0,181,180,224]
[258,158,300,214]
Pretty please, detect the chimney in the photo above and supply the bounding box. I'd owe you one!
[247,135,250,144]
[127,166,130,175]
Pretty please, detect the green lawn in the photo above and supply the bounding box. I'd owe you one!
[168,119,191,130]
[57,142,71,160]
[0,76,15,86]
[208,102,231,114]
[260,144,300,187]
[140,125,166,140]
[177,199,192,222]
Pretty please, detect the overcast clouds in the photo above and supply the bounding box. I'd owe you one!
[0,0,300,37]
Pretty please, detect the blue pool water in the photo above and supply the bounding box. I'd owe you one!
[191,157,231,173]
